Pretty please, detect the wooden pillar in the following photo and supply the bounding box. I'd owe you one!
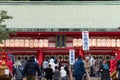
[37,50,43,66]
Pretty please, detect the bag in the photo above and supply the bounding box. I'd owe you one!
[116,71,119,78]
[26,63,36,75]
[15,66,23,79]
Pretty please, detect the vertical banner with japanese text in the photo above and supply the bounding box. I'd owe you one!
[82,31,89,50]
[69,49,75,65]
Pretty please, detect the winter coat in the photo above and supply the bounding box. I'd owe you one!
[100,64,110,79]
[53,70,60,80]
[60,67,67,78]
[73,58,85,77]
[23,58,41,76]
[49,59,56,71]
[45,67,53,79]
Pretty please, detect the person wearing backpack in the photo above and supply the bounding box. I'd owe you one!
[22,56,41,80]
[73,55,85,80]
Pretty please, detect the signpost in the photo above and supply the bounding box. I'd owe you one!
[69,49,75,80]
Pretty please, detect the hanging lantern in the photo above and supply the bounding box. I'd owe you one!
[73,38,78,47]
[19,39,24,47]
[44,39,49,47]
[97,39,102,47]
[77,38,82,47]
[0,40,4,47]
[111,39,116,47]
[10,39,14,47]
[5,39,10,47]
[89,39,92,47]
[29,40,34,48]
[106,39,111,47]
[14,39,19,47]
[34,39,38,47]
[92,39,96,47]
[39,39,43,48]
[25,39,29,47]
[117,39,120,47]
[102,39,107,47]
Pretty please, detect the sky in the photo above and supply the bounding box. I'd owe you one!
[0,4,120,28]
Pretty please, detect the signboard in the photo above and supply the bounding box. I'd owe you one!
[82,31,89,50]
[69,49,75,65]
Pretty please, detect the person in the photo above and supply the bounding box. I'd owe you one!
[88,54,95,77]
[14,57,23,80]
[60,66,67,80]
[45,64,53,80]
[53,66,60,80]
[22,56,41,80]
[100,59,110,80]
[117,60,120,80]
[93,60,100,77]
[64,64,69,80]
[42,58,49,78]
[49,58,57,71]
[43,58,49,70]
[84,57,91,80]
[73,55,85,80]
[21,56,28,67]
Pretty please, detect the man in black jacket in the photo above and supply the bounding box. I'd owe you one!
[23,56,41,80]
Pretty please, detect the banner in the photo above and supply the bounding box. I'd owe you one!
[82,31,89,50]
[69,49,75,65]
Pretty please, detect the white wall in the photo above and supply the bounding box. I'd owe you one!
[0,4,120,28]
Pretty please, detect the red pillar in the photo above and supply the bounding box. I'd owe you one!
[37,50,43,66]
[79,49,84,59]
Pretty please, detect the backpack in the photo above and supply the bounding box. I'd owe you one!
[26,62,36,75]
[15,66,23,79]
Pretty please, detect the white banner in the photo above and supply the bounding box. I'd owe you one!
[69,49,75,65]
[82,31,89,50]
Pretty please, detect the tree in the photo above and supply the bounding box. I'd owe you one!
[0,10,15,46]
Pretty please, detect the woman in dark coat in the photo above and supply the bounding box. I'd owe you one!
[45,64,53,80]
[100,59,110,80]
[117,60,120,80]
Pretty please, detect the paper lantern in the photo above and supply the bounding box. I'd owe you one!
[14,39,19,47]
[73,38,78,47]
[89,39,92,47]
[39,39,43,48]
[43,39,49,47]
[102,39,107,47]
[25,40,29,47]
[34,39,38,47]
[117,39,120,47]
[0,40,4,47]
[77,38,82,47]
[29,40,34,48]
[97,39,102,47]
[92,39,96,47]
[19,39,24,47]
[10,39,14,47]
[5,39,10,47]
[111,39,116,47]
[106,39,111,47]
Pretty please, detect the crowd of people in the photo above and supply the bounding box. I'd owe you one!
[12,54,115,80]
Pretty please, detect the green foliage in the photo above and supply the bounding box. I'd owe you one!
[0,10,15,44]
